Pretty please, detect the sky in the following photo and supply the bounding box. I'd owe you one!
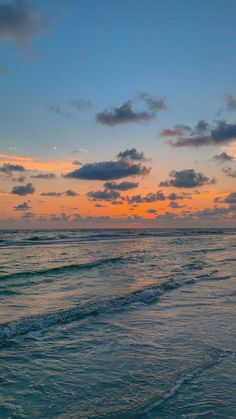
[0,0,236,228]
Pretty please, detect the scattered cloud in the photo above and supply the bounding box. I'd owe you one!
[146,208,157,214]
[223,167,236,178]
[41,189,78,197]
[12,175,25,183]
[31,173,56,179]
[225,191,236,204]
[22,212,34,220]
[96,93,167,126]
[0,163,25,174]
[70,98,92,111]
[11,182,35,195]
[169,201,184,208]
[160,169,215,188]
[0,0,50,48]
[167,192,186,200]
[162,120,236,147]
[104,181,138,191]
[127,191,166,204]
[13,201,31,211]
[48,105,73,118]
[213,152,233,162]
[88,189,121,201]
[117,148,146,161]
[223,93,236,111]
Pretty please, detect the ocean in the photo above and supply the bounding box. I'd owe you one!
[0,228,235,418]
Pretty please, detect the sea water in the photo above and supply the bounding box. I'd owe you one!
[0,229,235,418]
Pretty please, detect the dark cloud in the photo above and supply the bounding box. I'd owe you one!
[167,192,185,200]
[11,182,35,195]
[223,94,236,111]
[213,152,233,162]
[70,98,92,111]
[225,192,236,204]
[64,189,79,197]
[96,94,167,126]
[88,189,121,201]
[169,201,184,208]
[104,181,138,191]
[72,160,82,166]
[31,173,56,179]
[13,201,31,211]
[41,190,78,197]
[117,148,146,161]
[223,167,236,178]
[160,169,215,188]
[0,0,49,47]
[127,191,166,204]
[146,208,157,214]
[163,120,236,147]
[0,163,25,174]
[64,159,150,181]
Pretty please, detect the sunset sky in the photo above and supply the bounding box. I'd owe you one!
[0,0,236,228]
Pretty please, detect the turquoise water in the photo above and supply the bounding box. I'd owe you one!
[0,229,235,418]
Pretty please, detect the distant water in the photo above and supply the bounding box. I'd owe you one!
[0,228,235,418]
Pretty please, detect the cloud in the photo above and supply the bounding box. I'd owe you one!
[169,201,184,208]
[41,190,78,197]
[138,92,167,112]
[13,201,31,211]
[213,152,233,162]
[0,0,49,48]
[223,94,236,111]
[41,191,62,197]
[64,189,79,197]
[70,98,92,111]
[225,192,236,204]
[0,163,25,174]
[96,94,167,126]
[117,148,146,161]
[12,175,25,183]
[160,124,192,137]
[64,157,150,181]
[31,173,56,179]
[167,192,185,200]
[72,160,82,166]
[22,212,34,220]
[88,189,121,201]
[104,181,138,191]
[11,182,35,195]
[127,191,166,204]
[146,208,157,214]
[223,167,236,178]
[48,105,73,118]
[160,169,215,188]
[163,120,236,147]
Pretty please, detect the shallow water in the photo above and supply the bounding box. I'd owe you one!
[0,228,235,418]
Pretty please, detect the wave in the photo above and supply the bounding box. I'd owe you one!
[140,348,236,417]
[0,228,235,248]
[0,256,124,282]
[0,278,192,342]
